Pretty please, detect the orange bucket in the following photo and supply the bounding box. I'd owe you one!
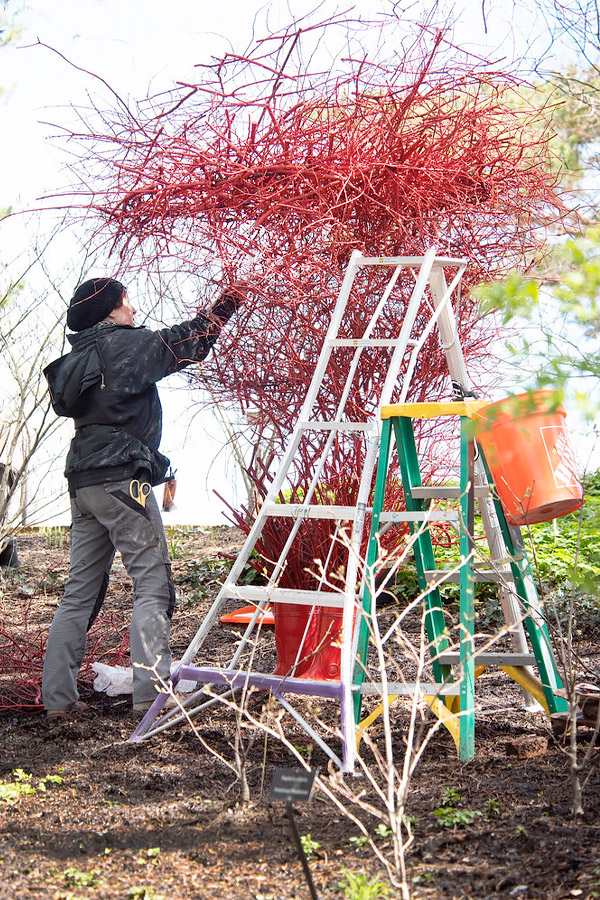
[473,390,583,526]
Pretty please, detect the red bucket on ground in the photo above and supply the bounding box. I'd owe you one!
[272,603,320,678]
[273,603,345,681]
[474,390,583,526]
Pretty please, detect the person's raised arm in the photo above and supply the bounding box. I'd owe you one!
[145,283,247,379]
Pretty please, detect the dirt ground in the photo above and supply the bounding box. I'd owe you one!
[0,528,598,900]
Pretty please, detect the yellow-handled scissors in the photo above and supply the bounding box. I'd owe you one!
[129,479,152,508]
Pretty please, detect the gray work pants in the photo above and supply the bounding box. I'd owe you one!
[42,479,175,709]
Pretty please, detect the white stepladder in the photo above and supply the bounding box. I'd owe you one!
[130,248,548,772]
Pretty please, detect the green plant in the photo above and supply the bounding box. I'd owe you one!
[526,487,600,586]
[127,889,158,900]
[0,770,63,805]
[426,471,600,633]
[588,866,600,899]
[0,778,36,804]
[43,526,68,549]
[349,824,392,852]
[433,788,482,828]
[38,570,63,591]
[176,557,232,603]
[165,526,195,559]
[337,867,391,899]
[174,556,230,607]
[64,867,100,888]
[433,806,481,828]
[485,797,501,816]
[36,773,63,793]
[292,743,313,759]
[239,548,268,585]
[300,833,320,859]
[349,834,370,851]
[413,871,436,884]
[168,535,184,558]
[441,787,461,806]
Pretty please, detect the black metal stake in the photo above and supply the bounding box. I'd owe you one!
[285,801,319,900]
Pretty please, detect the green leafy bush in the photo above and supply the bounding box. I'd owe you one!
[524,470,600,633]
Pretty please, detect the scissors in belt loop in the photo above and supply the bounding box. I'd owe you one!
[129,479,152,508]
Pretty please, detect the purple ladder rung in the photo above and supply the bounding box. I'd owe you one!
[129,665,345,743]
[177,665,345,700]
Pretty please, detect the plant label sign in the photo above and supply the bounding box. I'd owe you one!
[269,768,317,804]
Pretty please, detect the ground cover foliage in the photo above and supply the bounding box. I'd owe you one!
[0,523,599,900]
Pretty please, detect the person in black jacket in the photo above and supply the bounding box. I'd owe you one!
[42,277,244,719]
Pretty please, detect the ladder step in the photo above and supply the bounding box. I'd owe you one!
[262,503,362,520]
[358,254,467,267]
[424,569,514,584]
[437,652,536,666]
[329,338,410,348]
[411,485,492,499]
[356,682,460,696]
[222,585,345,609]
[380,510,458,523]
[177,666,345,699]
[262,503,458,522]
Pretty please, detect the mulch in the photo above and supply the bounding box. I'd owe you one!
[0,530,598,900]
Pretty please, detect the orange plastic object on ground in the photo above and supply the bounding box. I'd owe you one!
[474,390,583,525]
[220,605,275,626]
[220,601,345,681]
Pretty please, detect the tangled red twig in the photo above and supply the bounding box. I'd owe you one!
[47,14,568,591]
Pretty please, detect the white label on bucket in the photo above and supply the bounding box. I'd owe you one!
[540,426,580,488]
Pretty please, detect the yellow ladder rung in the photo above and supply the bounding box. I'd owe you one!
[380,400,487,420]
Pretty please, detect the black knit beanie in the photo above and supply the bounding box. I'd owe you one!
[67,278,125,332]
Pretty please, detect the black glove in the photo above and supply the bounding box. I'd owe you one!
[210,283,247,324]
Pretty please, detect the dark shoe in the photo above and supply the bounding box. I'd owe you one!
[46,700,92,721]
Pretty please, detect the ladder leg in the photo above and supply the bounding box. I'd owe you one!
[394,417,452,684]
[353,418,393,721]
[339,431,380,763]
[506,525,568,714]
[458,418,475,760]
[430,267,533,705]
[480,451,567,715]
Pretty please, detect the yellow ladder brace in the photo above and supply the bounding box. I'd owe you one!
[356,664,550,755]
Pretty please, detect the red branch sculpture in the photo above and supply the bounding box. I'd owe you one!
[60,19,564,426]
[0,19,569,709]
[56,15,565,587]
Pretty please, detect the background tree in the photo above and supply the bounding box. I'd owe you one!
[0,228,80,552]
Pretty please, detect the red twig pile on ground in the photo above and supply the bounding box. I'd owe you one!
[0,564,131,712]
